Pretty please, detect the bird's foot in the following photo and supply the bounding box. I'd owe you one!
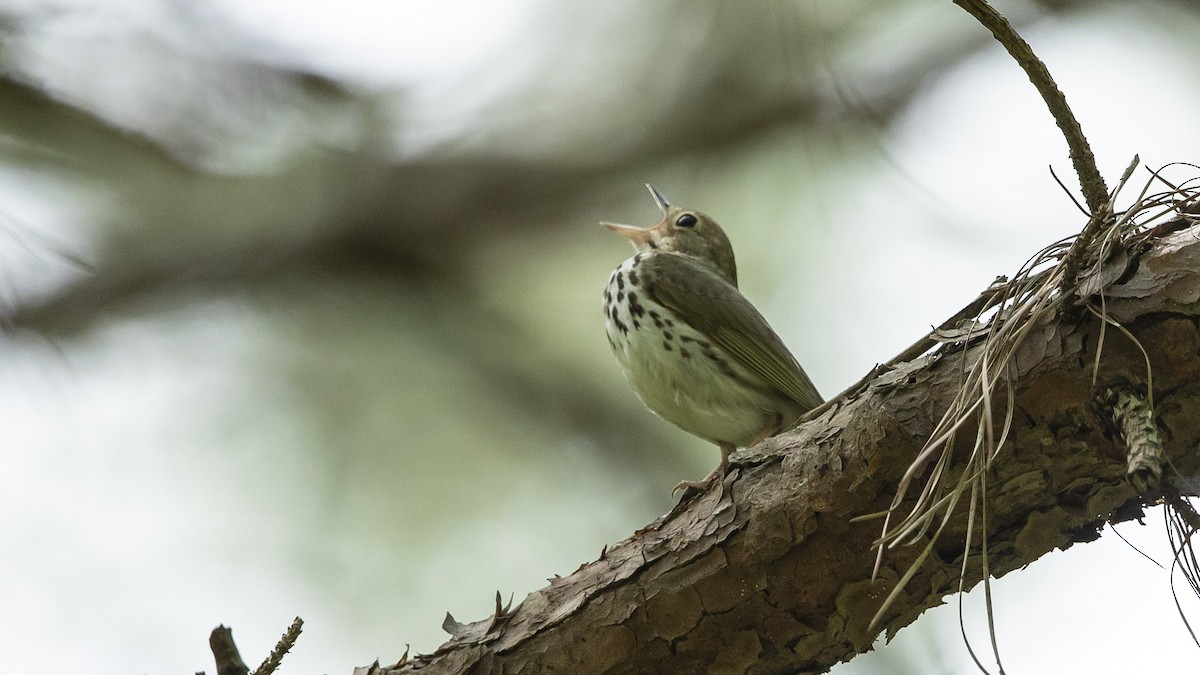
[671,464,726,499]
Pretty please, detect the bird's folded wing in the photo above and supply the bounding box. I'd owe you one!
[640,253,823,411]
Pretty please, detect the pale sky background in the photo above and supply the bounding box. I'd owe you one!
[1,1,1199,673]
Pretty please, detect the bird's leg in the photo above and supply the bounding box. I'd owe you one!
[672,443,735,497]
[672,418,783,498]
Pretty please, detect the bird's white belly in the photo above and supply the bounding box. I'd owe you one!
[603,259,775,446]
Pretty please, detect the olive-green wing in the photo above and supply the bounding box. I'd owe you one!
[640,253,823,411]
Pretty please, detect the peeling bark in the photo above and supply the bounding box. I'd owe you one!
[374,226,1200,674]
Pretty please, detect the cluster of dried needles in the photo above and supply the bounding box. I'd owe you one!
[863,161,1200,663]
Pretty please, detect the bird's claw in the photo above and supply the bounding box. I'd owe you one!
[671,466,726,499]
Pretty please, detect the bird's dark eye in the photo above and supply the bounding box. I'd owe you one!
[675,214,698,228]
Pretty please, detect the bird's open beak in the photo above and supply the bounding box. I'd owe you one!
[603,183,672,251]
[602,221,655,249]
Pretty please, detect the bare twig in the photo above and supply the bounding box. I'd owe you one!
[253,617,304,675]
[209,625,250,675]
[952,0,1107,212]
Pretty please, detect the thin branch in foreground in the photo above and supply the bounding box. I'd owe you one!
[253,617,304,675]
[208,625,249,675]
[204,618,304,675]
[952,0,1108,213]
[951,0,1131,303]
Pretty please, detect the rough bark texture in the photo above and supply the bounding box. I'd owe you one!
[376,226,1200,674]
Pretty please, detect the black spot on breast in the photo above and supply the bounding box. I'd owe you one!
[628,269,639,286]
[664,319,674,328]
[679,335,691,343]
[627,292,645,318]
[680,348,690,359]
[663,331,673,341]
[632,319,640,330]
[610,306,629,335]
[652,316,663,328]
[662,341,672,351]
[616,291,624,302]
[607,335,617,350]
[604,289,611,303]
[634,253,644,263]
[647,241,658,249]
[616,273,625,291]
[696,340,710,349]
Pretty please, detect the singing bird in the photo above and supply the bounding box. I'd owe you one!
[603,184,823,493]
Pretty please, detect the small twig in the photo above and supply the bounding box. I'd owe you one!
[1060,156,1141,295]
[253,617,304,675]
[209,626,250,675]
[953,0,1131,298]
[1048,164,1090,217]
[953,0,1108,213]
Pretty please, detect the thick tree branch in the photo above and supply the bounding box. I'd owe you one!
[365,226,1200,673]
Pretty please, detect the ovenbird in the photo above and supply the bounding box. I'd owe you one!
[603,184,823,493]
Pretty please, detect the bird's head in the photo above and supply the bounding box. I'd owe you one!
[603,184,738,286]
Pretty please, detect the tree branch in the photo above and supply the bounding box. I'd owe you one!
[369,226,1200,673]
[951,0,1108,213]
